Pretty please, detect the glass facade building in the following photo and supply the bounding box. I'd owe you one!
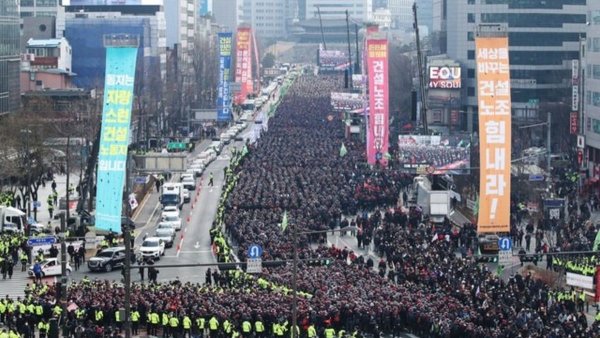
[584,2,600,166]
[442,0,587,125]
[0,0,20,114]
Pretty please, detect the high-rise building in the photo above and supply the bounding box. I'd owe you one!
[213,0,243,31]
[442,0,587,128]
[584,3,600,180]
[164,0,196,72]
[19,0,62,18]
[241,0,288,40]
[63,2,167,88]
[373,0,387,10]
[305,0,372,21]
[387,0,411,30]
[0,0,21,115]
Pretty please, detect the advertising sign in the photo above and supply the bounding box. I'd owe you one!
[217,32,233,122]
[397,134,471,175]
[330,92,363,111]
[234,27,253,104]
[428,66,462,89]
[572,85,579,111]
[64,0,163,5]
[475,36,512,234]
[566,272,594,289]
[319,46,350,71]
[366,37,389,166]
[570,112,578,134]
[95,47,138,233]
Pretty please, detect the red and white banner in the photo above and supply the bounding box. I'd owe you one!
[366,37,389,166]
[235,27,253,104]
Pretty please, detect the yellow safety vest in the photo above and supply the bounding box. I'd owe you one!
[170,317,179,328]
[183,316,191,329]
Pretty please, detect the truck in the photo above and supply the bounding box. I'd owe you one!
[159,182,184,210]
[414,176,451,224]
[0,206,26,234]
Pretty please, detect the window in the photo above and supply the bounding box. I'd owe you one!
[481,13,586,28]
[468,13,475,23]
[467,68,475,78]
[467,50,475,60]
[467,32,474,41]
[467,87,475,96]
[468,0,475,4]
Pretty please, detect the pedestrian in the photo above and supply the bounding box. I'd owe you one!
[139,260,145,281]
[67,243,75,263]
[208,172,214,187]
[6,259,13,279]
[74,253,81,271]
[47,199,54,220]
[77,246,86,263]
[51,180,57,192]
[15,195,21,210]
[33,261,42,284]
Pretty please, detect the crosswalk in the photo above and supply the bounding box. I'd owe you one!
[0,269,55,300]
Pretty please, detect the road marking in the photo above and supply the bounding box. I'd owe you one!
[194,242,200,249]
[135,201,160,241]
[176,250,213,254]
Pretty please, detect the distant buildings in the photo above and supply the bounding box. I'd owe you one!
[213,0,243,32]
[241,0,288,40]
[305,0,372,21]
[21,38,75,92]
[0,0,21,115]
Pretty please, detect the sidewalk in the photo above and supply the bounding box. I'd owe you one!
[29,173,78,229]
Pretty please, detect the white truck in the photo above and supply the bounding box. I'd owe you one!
[414,176,450,224]
[0,206,26,234]
[160,182,184,210]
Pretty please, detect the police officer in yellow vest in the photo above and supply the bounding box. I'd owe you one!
[0,329,7,338]
[209,315,219,336]
[95,308,104,324]
[38,319,50,338]
[307,324,317,338]
[149,311,160,336]
[324,326,336,338]
[255,318,265,338]
[183,314,192,338]
[195,316,206,338]
[131,309,141,335]
[162,312,170,338]
[115,309,123,330]
[242,319,252,336]
[169,314,180,338]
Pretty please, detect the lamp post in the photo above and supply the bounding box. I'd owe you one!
[20,129,32,219]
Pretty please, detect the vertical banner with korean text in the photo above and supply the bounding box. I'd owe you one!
[217,32,233,121]
[235,27,252,104]
[95,47,138,233]
[366,37,390,167]
[475,37,511,233]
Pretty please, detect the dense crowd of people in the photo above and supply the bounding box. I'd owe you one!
[1,73,599,337]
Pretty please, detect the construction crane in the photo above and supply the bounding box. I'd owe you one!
[413,2,429,134]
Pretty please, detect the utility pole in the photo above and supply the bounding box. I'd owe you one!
[345,10,353,89]
[123,152,133,338]
[354,24,360,74]
[547,112,552,179]
[316,5,327,50]
[413,2,428,134]
[61,134,70,309]
[291,221,298,338]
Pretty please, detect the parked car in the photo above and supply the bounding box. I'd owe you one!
[87,246,127,272]
[182,177,196,191]
[28,258,72,277]
[155,228,175,248]
[182,188,190,203]
[160,215,182,231]
[161,206,179,220]
[139,237,165,261]
[180,173,194,182]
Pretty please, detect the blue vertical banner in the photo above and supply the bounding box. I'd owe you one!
[95,47,138,233]
[217,32,233,121]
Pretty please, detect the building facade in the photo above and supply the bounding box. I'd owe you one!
[443,0,587,131]
[585,3,600,182]
[213,0,243,32]
[64,7,166,89]
[305,0,372,21]
[241,0,288,40]
[19,0,62,18]
[0,0,21,115]
[164,0,196,73]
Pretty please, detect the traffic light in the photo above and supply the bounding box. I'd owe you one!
[306,259,332,266]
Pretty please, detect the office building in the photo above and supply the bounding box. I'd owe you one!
[199,0,212,16]
[584,4,600,184]
[164,0,196,72]
[21,37,75,91]
[305,0,372,21]
[442,0,587,128]
[63,3,167,89]
[0,0,21,115]
[213,0,243,32]
[373,0,387,10]
[241,0,288,40]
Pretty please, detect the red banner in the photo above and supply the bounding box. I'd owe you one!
[366,37,389,166]
[570,112,578,134]
[235,27,252,104]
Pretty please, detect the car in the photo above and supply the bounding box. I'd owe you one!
[209,141,223,155]
[182,188,190,203]
[187,165,204,178]
[161,215,182,231]
[182,177,195,191]
[139,237,165,260]
[28,222,48,234]
[87,246,127,272]
[155,228,175,248]
[161,205,179,219]
[180,173,194,182]
[220,133,232,145]
[28,258,72,277]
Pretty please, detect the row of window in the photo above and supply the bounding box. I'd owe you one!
[480,13,586,28]
[471,0,585,9]
[467,50,579,65]
[466,31,581,47]
[21,0,57,6]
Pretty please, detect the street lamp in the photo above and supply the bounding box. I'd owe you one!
[20,129,33,220]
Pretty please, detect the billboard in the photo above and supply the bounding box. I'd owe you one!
[397,135,471,174]
[217,32,233,122]
[330,92,363,111]
[234,27,253,104]
[366,37,390,166]
[64,0,163,5]
[429,66,462,89]
[475,36,512,234]
[318,46,350,71]
[95,47,138,233]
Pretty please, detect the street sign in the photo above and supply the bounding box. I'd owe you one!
[498,250,512,266]
[498,237,512,251]
[247,244,263,258]
[577,134,585,149]
[246,258,262,273]
[528,174,545,182]
[134,176,148,184]
[27,236,56,247]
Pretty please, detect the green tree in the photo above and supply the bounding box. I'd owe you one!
[262,52,276,69]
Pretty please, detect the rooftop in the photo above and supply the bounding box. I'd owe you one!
[27,38,67,48]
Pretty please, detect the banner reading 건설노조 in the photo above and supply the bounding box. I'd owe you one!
[217,32,233,122]
[366,37,389,167]
[475,37,511,234]
[235,27,252,104]
[95,47,138,233]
